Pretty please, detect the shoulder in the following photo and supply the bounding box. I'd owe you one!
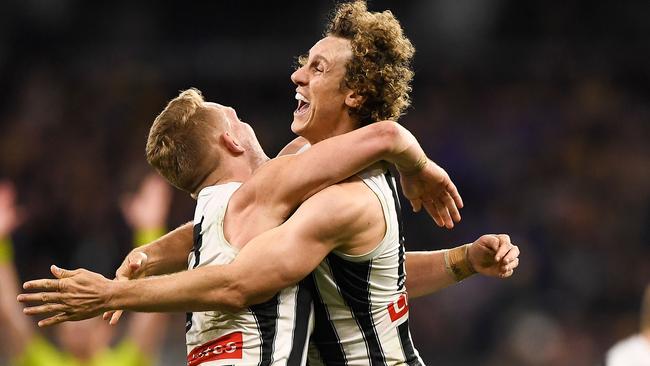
[292,177,382,241]
[277,136,310,157]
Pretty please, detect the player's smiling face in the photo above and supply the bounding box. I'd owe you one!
[291,36,360,143]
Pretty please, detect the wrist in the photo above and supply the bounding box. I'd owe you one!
[444,244,477,282]
[396,154,428,176]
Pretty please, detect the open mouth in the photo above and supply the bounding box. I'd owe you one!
[294,92,310,116]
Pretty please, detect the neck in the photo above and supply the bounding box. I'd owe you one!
[642,328,650,342]
[305,116,360,144]
[193,151,269,197]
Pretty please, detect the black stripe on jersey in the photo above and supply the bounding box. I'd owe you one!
[310,273,348,365]
[398,319,423,366]
[326,255,387,366]
[250,295,279,366]
[384,172,406,291]
[186,216,205,333]
[287,279,313,366]
[384,173,420,364]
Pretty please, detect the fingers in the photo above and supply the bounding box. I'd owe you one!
[109,310,124,325]
[478,235,499,252]
[502,244,520,264]
[51,265,78,279]
[23,279,61,291]
[494,234,512,261]
[442,193,461,223]
[409,199,422,213]
[17,291,64,304]
[38,313,72,327]
[446,180,464,209]
[23,303,68,316]
[434,201,453,229]
[422,201,444,227]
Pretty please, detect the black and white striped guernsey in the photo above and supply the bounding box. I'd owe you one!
[186,182,313,366]
[307,168,424,366]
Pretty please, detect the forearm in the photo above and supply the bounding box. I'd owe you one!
[405,251,456,298]
[405,245,476,298]
[137,222,193,276]
[110,265,246,313]
[379,122,428,174]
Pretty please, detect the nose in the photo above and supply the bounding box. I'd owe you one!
[291,65,307,86]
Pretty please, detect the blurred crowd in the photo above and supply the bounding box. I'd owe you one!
[0,1,648,365]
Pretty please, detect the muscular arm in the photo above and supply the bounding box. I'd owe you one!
[127,121,446,277]
[239,121,428,218]
[113,184,357,312]
[20,185,366,323]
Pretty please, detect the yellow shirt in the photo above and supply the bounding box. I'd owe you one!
[12,336,152,366]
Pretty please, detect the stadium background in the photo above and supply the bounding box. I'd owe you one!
[1,0,648,365]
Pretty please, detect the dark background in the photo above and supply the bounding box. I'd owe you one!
[1,1,648,365]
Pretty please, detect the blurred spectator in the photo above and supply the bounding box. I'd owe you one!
[0,177,171,365]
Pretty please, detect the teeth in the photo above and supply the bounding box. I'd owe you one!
[295,93,310,103]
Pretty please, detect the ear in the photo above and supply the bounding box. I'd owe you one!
[344,90,364,109]
[221,132,245,154]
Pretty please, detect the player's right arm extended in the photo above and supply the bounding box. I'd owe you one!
[19,186,358,324]
[112,185,354,312]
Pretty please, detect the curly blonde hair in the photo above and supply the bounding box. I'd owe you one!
[326,1,415,125]
[146,88,221,193]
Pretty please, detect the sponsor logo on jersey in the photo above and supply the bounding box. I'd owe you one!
[187,331,243,365]
[388,293,409,322]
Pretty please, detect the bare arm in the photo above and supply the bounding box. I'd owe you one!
[245,121,456,221]
[20,185,362,324]
[405,235,521,298]
[122,223,193,277]
[0,260,34,358]
[0,182,33,357]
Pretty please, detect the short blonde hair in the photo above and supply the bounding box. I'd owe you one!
[146,88,221,193]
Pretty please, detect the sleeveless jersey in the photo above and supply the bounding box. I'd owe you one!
[186,183,313,366]
[307,168,424,366]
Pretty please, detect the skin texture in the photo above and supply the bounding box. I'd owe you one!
[18,36,519,327]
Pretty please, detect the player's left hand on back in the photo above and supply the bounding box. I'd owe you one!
[18,265,113,327]
[399,159,463,229]
[467,234,520,278]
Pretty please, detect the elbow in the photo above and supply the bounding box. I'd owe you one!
[372,121,401,156]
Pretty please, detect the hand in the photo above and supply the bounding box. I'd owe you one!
[121,174,172,230]
[399,160,463,229]
[102,251,148,325]
[18,265,113,327]
[468,234,520,278]
[0,181,22,237]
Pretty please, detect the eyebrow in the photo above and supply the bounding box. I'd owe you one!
[309,54,330,66]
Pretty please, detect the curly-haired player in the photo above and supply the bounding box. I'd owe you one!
[19,2,520,365]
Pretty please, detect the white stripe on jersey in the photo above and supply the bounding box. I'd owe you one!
[308,168,424,366]
[186,183,312,366]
